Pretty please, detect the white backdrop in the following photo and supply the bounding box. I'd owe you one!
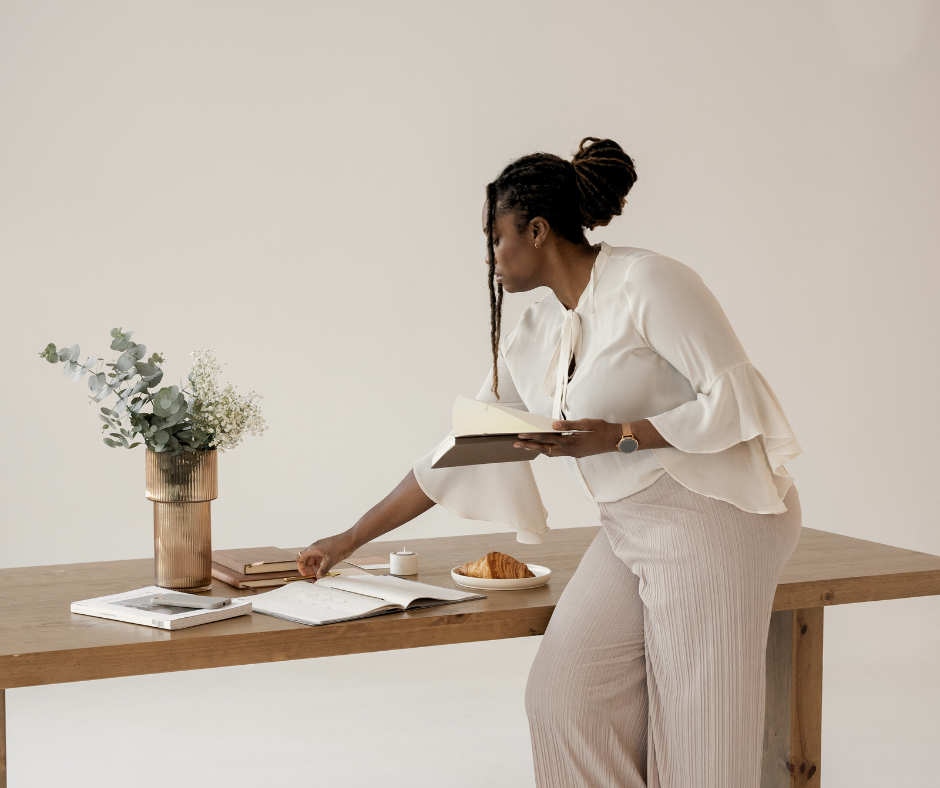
[2,1,939,785]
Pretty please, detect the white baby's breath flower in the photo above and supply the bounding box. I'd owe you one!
[189,349,267,452]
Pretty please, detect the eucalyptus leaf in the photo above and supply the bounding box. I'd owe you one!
[115,351,136,372]
[154,429,169,445]
[128,442,141,449]
[128,379,147,397]
[72,357,97,382]
[88,372,106,393]
[103,437,118,448]
[93,384,113,403]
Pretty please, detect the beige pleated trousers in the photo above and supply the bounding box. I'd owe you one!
[526,473,802,788]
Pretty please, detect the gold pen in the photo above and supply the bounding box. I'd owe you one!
[284,572,339,583]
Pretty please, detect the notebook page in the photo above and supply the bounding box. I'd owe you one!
[317,574,481,608]
[244,583,397,625]
[452,396,560,437]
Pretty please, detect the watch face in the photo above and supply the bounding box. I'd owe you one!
[617,437,639,454]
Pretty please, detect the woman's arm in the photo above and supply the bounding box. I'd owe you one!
[296,470,434,578]
[514,418,671,458]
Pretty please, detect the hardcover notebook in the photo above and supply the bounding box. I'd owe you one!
[213,546,299,575]
[211,562,299,589]
[431,396,571,469]
[242,575,484,626]
[71,586,252,630]
[212,561,368,590]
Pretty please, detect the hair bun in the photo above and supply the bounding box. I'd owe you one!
[571,137,637,230]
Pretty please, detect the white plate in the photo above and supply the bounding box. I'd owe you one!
[451,564,551,591]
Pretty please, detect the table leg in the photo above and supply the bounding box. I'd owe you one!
[762,608,824,787]
[1,688,6,788]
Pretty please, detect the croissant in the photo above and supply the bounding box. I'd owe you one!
[456,551,535,579]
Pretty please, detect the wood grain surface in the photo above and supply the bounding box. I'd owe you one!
[761,611,794,788]
[0,689,6,788]
[789,608,823,787]
[1,526,939,690]
[760,609,824,788]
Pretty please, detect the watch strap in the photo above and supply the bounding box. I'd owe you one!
[617,423,640,453]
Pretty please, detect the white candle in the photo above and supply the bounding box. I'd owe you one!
[390,547,418,576]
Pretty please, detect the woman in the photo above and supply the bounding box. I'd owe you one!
[298,137,802,788]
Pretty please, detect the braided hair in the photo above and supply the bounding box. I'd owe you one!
[485,137,637,397]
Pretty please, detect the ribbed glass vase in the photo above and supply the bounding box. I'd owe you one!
[145,449,218,592]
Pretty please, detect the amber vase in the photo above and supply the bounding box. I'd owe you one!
[145,449,218,592]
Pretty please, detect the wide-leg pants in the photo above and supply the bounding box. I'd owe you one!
[525,473,802,788]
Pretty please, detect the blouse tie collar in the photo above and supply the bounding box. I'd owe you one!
[541,242,612,419]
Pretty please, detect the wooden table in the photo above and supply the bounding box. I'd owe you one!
[2,526,940,787]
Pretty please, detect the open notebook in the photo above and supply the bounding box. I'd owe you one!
[241,574,484,626]
[431,396,568,469]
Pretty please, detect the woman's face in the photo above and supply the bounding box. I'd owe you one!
[483,207,543,293]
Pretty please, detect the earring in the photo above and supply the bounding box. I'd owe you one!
[535,242,541,249]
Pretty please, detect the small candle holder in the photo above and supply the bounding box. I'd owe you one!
[390,548,418,576]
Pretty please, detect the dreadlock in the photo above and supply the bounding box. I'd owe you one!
[484,137,637,397]
[485,181,503,397]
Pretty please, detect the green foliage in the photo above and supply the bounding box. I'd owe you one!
[40,328,214,456]
[39,343,58,363]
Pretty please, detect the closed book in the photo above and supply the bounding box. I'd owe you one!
[211,562,300,589]
[213,546,299,575]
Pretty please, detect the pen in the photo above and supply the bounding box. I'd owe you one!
[284,572,339,583]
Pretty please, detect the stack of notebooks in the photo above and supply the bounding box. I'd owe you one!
[211,546,303,589]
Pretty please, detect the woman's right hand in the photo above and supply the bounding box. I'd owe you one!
[296,533,356,579]
[296,470,434,579]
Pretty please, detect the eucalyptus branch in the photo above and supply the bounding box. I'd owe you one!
[40,328,266,454]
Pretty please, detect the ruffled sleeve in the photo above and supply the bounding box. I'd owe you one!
[624,254,802,511]
[412,348,549,543]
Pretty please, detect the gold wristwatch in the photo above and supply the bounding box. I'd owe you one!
[616,424,640,454]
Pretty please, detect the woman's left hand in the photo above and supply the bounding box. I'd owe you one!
[515,419,622,459]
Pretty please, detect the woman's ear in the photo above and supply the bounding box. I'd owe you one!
[530,217,550,248]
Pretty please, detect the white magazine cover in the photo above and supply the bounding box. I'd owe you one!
[71,585,252,630]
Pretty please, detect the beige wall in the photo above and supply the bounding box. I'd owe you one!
[2,1,939,785]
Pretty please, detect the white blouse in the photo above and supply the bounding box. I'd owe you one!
[413,243,802,544]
